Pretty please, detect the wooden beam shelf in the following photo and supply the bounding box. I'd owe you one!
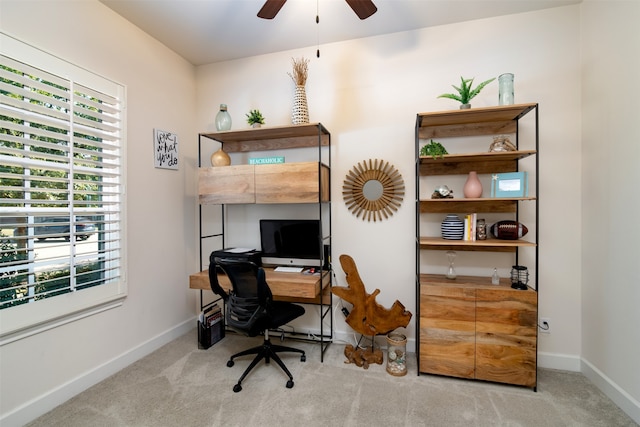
[419,237,536,252]
[200,122,330,152]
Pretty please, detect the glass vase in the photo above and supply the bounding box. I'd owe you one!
[386,333,407,376]
[215,104,232,131]
[498,73,514,106]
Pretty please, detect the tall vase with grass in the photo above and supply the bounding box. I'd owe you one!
[289,57,310,124]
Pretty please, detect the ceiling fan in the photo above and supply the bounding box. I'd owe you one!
[258,0,377,20]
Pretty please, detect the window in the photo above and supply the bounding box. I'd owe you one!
[0,34,126,339]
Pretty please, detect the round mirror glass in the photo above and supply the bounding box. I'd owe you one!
[363,180,384,201]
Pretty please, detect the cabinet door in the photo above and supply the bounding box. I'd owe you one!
[420,285,476,379]
[199,165,255,204]
[255,162,328,204]
[475,287,537,387]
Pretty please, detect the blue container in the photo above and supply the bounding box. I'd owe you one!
[441,214,464,240]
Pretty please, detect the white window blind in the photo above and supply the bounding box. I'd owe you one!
[0,34,126,338]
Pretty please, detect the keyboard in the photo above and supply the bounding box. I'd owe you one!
[274,266,304,273]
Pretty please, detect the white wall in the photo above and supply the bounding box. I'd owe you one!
[196,6,583,361]
[580,0,640,422]
[0,1,198,425]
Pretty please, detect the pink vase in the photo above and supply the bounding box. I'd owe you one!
[463,171,483,198]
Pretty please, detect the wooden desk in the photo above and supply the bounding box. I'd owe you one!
[189,268,332,305]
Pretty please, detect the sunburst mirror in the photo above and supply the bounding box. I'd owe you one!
[342,159,405,222]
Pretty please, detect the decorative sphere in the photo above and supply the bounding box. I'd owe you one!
[211,149,230,167]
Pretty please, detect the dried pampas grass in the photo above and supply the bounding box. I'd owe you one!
[288,57,309,86]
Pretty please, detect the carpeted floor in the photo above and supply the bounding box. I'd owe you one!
[27,329,637,427]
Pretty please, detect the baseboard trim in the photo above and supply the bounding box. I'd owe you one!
[537,351,581,371]
[581,357,640,425]
[1,317,195,427]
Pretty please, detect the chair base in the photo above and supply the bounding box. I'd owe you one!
[227,337,306,392]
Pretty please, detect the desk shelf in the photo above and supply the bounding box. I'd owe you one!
[189,269,332,304]
[194,123,332,361]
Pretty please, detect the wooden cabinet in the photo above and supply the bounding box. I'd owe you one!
[199,165,256,204]
[199,162,330,205]
[475,284,537,386]
[420,276,537,387]
[199,124,331,205]
[255,161,330,203]
[415,104,539,389]
[420,279,476,379]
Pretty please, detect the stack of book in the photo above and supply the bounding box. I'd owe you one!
[202,303,223,327]
[463,213,477,241]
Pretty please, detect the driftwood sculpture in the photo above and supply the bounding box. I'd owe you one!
[343,344,383,369]
[333,254,412,368]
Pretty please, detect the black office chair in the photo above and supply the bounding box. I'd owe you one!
[208,255,306,392]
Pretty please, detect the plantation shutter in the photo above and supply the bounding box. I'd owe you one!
[0,35,125,329]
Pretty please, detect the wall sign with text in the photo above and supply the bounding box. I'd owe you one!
[154,129,179,170]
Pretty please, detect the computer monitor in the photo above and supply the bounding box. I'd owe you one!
[259,219,322,267]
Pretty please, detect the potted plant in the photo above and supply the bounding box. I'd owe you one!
[438,76,495,109]
[420,139,448,159]
[246,109,265,128]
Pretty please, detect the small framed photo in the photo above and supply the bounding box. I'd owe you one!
[491,172,528,198]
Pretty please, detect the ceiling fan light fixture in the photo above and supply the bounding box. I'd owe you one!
[258,0,377,20]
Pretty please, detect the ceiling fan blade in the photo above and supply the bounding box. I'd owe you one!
[345,0,377,20]
[257,0,287,19]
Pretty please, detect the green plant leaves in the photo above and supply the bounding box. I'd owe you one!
[420,139,448,159]
[468,77,496,100]
[438,76,496,105]
[245,109,265,125]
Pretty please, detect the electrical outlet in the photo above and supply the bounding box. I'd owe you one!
[539,317,551,334]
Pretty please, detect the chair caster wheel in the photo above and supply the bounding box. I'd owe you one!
[286,380,294,389]
[233,383,242,393]
[301,355,306,362]
[227,360,234,367]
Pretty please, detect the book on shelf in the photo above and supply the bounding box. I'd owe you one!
[463,213,477,241]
